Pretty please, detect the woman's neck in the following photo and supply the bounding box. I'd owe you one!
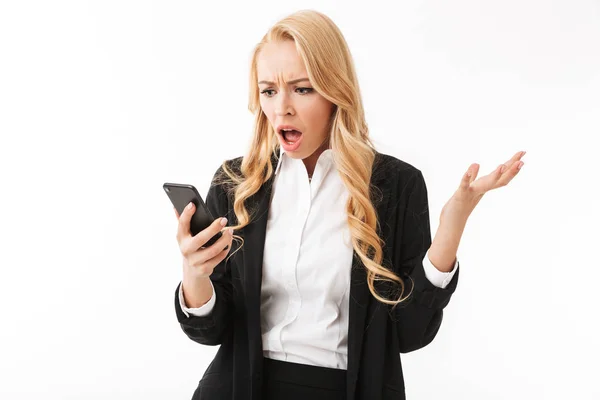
[302,141,330,179]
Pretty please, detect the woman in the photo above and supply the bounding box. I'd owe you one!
[173,9,525,400]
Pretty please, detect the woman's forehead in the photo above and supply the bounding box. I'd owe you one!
[256,42,308,83]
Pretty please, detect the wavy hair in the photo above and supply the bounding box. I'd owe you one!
[216,9,412,306]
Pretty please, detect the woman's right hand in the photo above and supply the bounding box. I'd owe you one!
[175,202,234,306]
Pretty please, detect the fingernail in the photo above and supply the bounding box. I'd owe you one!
[228,228,234,235]
[186,202,193,210]
[517,161,524,170]
[220,217,228,226]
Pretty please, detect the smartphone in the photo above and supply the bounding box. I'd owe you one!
[163,182,223,248]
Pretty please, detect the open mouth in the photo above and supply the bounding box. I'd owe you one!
[279,128,303,145]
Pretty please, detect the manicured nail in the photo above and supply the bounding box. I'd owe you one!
[517,161,524,170]
[186,202,193,210]
[220,217,228,226]
[228,228,234,235]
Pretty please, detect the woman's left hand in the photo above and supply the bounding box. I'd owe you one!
[440,150,526,223]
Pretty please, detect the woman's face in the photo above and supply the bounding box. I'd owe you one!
[257,40,335,161]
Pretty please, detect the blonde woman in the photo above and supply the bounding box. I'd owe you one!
[173,9,525,400]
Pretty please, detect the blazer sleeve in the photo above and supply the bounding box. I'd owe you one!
[392,169,460,354]
[173,163,234,346]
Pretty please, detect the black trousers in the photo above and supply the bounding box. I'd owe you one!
[262,357,346,400]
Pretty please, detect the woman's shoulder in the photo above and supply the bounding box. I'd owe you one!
[208,156,245,186]
[217,156,244,174]
[372,152,429,210]
[373,151,424,184]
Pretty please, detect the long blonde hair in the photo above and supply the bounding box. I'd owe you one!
[216,9,411,306]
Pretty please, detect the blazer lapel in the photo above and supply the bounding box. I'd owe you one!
[241,152,280,380]
[346,151,388,395]
[346,251,371,394]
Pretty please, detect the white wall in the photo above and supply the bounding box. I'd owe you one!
[1,1,599,399]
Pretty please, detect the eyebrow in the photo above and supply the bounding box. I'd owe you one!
[257,78,311,86]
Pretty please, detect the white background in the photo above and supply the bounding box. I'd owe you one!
[1,1,599,399]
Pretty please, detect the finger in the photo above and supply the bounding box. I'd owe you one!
[188,227,233,264]
[459,163,479,191]
[468,163,480,184]
[203,242,232,272]
[212,235,235,263]
[497,159,525,187]
[498,151,527,176]
[190,216,229,250]
[504,150,526,167]
[459,169,471,191]
[473,162,520,192]
[176,202,195,242]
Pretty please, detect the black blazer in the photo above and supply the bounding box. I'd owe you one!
[174,150,460,400]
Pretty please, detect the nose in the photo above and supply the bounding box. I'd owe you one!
[274,90,294,116]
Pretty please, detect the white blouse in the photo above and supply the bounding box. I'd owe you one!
[179,148,458,370]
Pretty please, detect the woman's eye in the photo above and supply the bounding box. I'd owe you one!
[260,89,275,97]
[296,87,313,95]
